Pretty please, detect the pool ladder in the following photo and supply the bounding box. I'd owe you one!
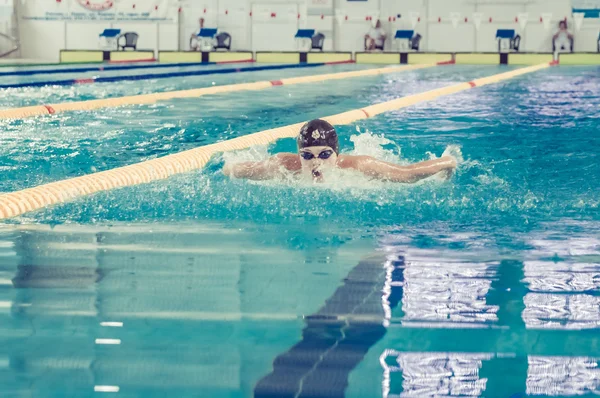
[0,31,19,58]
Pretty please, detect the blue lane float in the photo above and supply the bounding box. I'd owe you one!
[0,63,326,89]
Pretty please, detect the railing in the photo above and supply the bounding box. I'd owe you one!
[0,31,19,58]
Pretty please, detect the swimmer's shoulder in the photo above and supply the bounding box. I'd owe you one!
[273,153,301,171]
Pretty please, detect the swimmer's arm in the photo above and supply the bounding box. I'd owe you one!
[222,153,299,180]
[342,155,457,183]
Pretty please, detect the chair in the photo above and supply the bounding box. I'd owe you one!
[215,32,231,51]
[553,36,574,53]
[364,36,386,51]
[411,33,422,51]
[311,33,325,51]
[118,32,138,51]
[496,29,520,52]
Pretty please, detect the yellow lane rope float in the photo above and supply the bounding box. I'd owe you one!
[0,64,434,120]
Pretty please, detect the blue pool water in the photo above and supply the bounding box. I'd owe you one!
[0,63,376,109]
[0,64,599,397]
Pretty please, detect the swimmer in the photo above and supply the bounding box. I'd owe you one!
[222,119,457,183]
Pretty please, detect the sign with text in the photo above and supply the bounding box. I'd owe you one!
[572,0,600,18]
[310,0,333,6]
[21,0,175,22]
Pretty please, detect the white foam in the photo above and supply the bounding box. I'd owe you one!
[348,130,402,163]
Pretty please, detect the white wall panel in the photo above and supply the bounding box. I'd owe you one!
[251,3,298,51]
[14,0,588,59]
[19,20,65,61]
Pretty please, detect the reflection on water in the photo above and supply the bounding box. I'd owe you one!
[380,350,492,397]
[527,356,600,396]
[374,226,600,397]
[0,222,372,397]
[1,222,600,396]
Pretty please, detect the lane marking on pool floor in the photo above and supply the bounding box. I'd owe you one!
[0,63,433,120]
[0,62,551,220]
[254,254,404,398]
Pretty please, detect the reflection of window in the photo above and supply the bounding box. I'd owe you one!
[527,356,600,396]
[401,259,498,326]
[528,237,600,258]
[380,350,492,397]
[524,261,600,293]
[523,237,600,330]
[523,293,600,329]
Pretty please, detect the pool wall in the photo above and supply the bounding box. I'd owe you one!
[57,50,600,66]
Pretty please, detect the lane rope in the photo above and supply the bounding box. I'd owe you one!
[0,63,551,220]
[0,64,433,120]
[0,62,327,90]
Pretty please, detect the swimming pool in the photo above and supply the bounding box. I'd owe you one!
[0,63,599,397]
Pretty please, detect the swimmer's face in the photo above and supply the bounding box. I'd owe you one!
[559,21,567,29]
[298,145,338,182]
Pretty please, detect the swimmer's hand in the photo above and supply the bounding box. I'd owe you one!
[438,155,457,180]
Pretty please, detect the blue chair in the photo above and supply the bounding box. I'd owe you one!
[311,33,325,51]
[394,30,422,51]
[496,29,520,52]
[215,32,231,51]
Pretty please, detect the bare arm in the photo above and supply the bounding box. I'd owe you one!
[223,153,299,180]
[341,155,457,183]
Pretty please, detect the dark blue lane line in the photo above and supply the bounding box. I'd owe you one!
[254,255,405,398]
[0,61,218,77]
[0,63,326,89]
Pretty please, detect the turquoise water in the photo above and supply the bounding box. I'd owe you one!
[0,64,599,397]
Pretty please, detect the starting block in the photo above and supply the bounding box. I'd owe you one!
[193,28,218,52]
[99,29,121,50]
[295,29,315,52]
[496,29,520,53]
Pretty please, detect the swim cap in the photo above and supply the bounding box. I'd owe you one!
[297,119,339,154]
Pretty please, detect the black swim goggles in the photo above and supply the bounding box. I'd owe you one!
[300,149,334,160]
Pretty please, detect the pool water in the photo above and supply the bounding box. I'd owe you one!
[0,64,599,397]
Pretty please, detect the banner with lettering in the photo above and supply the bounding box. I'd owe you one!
[20,0,176,22]
[572,0,600,18]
